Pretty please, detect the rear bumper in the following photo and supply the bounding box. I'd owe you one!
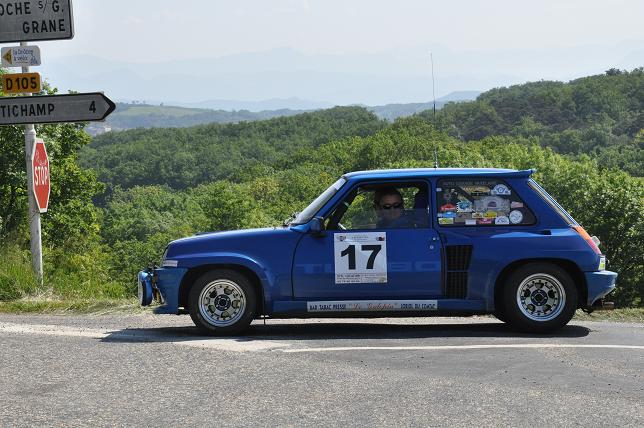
[137,268,188,314]
[585,270,617,306]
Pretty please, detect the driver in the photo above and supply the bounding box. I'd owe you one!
[374,188,413,228]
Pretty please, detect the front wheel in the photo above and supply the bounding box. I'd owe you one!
[188,269,257,336]
[502,263,577,333]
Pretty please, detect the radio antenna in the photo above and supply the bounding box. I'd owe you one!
[430,52,438,168]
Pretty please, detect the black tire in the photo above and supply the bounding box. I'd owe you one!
[188,269,257,336]
[502,263,577,333]
[493,308,508,324]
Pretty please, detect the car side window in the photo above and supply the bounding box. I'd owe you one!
[436,178,535,226]
[327,182,430,230]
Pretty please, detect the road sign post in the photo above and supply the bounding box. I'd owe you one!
[24,122,43,280]
[16,41,43,282]
[0,2,114,283]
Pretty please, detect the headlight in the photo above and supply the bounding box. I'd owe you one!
[161,246,178,267]
[598,256,606,271]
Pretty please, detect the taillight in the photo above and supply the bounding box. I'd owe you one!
[573,226,601,254]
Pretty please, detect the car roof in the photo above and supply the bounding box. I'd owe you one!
[343,167,534,180]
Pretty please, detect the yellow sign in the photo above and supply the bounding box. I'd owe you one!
[2,72,41,94]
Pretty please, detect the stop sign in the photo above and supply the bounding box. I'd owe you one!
[31,138,50,213]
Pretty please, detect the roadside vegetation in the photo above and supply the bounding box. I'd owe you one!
[1,69,642,312]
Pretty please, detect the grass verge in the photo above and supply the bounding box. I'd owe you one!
[573,308,644,323]
[0,298,143,315]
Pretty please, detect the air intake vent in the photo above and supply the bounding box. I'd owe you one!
[444,245,472,298]
[445,272,468,299]
[445,245,473,270]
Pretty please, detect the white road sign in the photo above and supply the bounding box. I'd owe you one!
[0,92,115,125]
[2,45,41,67]
[0,0,74,43]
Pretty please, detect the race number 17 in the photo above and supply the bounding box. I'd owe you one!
[340,244,381,270]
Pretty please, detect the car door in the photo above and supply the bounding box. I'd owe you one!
[292,180,442,300]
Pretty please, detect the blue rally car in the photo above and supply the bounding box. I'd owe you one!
[138,168,617,335]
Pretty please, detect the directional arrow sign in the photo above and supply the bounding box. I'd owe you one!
[0,93,115,125]
[0,0,74,43]
[2,45,41,67]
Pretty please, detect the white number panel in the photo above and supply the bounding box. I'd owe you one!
[333,232,387,284]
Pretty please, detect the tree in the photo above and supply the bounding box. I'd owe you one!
[0,79,104,251]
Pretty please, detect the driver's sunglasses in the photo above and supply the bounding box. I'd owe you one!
[380,202,403,210]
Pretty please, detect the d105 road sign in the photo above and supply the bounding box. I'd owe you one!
[0,92,115,125]
[31,138,50,213]
[2,72,41,94]
[0,0,74,43]
[2,45,41,67]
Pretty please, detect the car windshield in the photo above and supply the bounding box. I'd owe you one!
[292,177,346,225]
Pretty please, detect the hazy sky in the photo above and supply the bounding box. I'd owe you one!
[25,0,644,105]
[42,0,644,60]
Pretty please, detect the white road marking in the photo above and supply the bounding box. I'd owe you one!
[0,322,109,339]
[0,322,289,352]
[281,344,644,353]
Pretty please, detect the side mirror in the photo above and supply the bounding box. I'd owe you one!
[309,217,325,236]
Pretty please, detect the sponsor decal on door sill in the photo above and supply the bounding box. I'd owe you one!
[307,300,438,312]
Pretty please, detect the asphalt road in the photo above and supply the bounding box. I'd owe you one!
[0,314,642,427]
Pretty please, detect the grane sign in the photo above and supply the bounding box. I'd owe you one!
[0,0,74,43]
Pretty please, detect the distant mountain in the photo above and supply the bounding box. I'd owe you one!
[43,43,642,106]
[85,91,481,135]
[367,91,481,121]
[436,91,482,102]
[171,97,333,111]
[85,103,310,135]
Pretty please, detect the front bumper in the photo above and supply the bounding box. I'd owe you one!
[585,270,617,306]
[137,267,188,314]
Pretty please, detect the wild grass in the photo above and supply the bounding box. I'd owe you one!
[1,244,131,306]
[0,298,141,314]
[574,308,644,323]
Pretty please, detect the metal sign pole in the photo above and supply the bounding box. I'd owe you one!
[21,41,43,284]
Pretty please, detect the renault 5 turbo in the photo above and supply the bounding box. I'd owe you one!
[138,168,617,335]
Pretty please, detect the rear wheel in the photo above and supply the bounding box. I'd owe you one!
[493,308,508,323]
[188,269,256,336]
[502,263,577,333]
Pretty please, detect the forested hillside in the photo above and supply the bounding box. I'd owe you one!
[80,106,386,189]
[86,103,309,135]
[2,70,643,308]
[85,91,482,135]
[422,68,643,175]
